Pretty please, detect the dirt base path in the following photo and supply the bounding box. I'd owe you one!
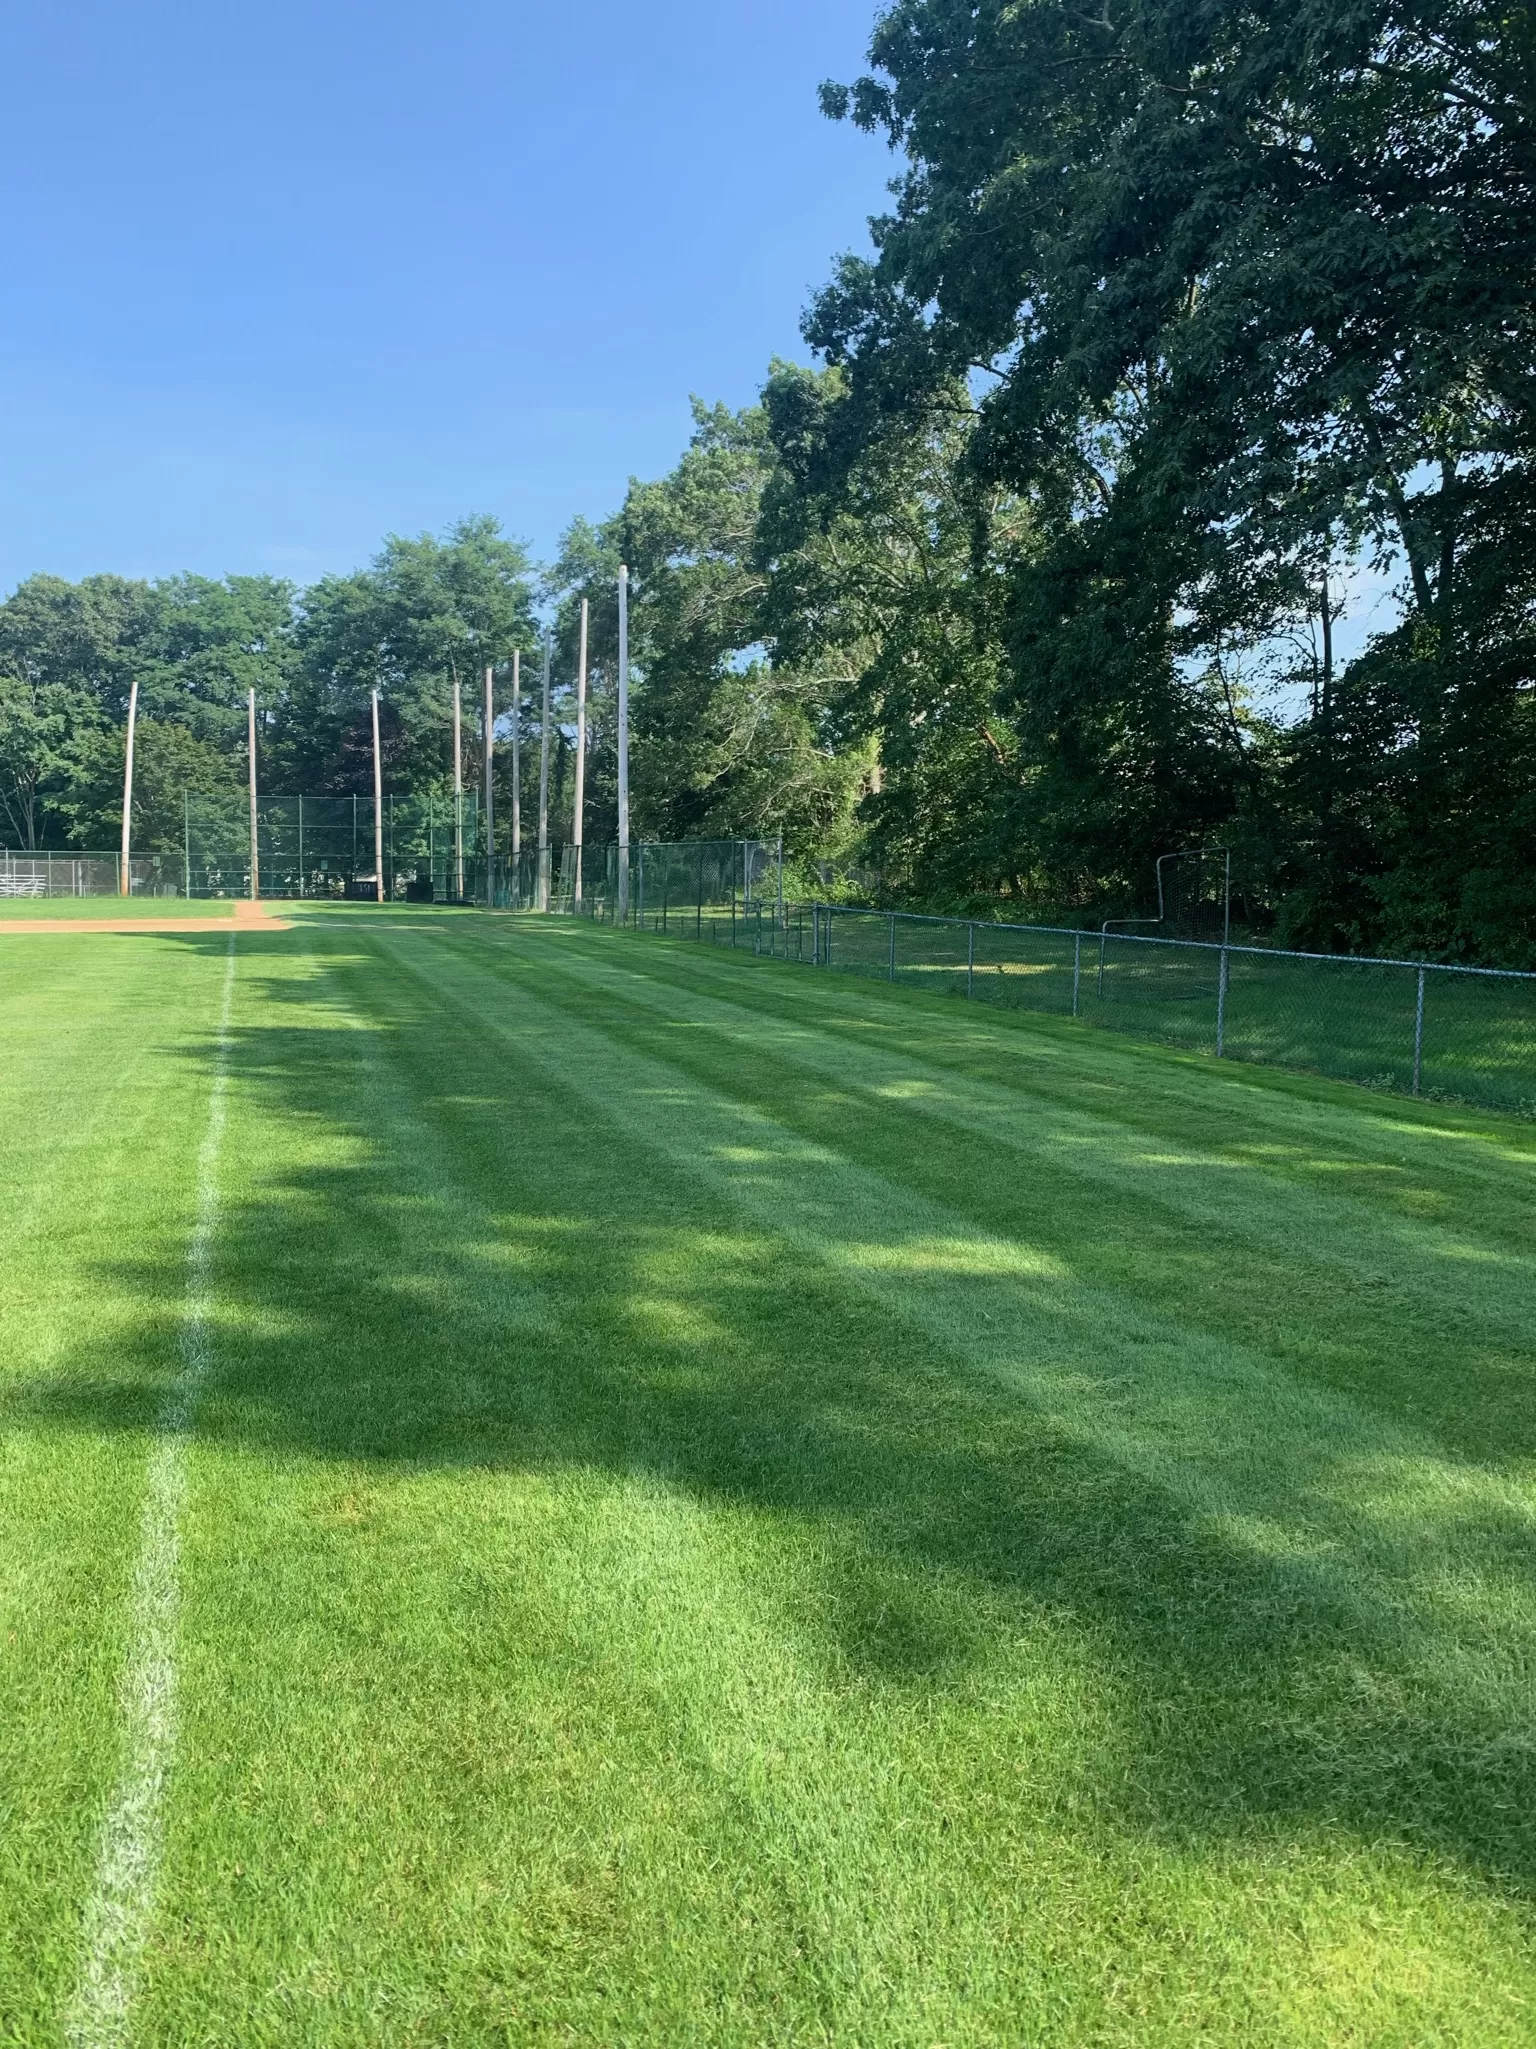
[0,899,291,936]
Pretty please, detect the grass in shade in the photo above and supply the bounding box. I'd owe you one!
[2,907,1534,2045]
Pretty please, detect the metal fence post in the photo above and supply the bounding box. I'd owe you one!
[967,921,975,999]
[1216,946,1229,1057]
[889,912,897,982]
[1072,933,1081,1017]
[1413,965,1426,1096]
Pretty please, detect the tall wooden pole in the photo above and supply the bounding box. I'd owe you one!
[573,598,587,908]
[537,631,551,911]
[617,565,630,921]
[617,568,630,850]
[248,686,259,900]
[511,649,521,859]
[119,676,139,897]
[371,688,384,902]
[452,670,464,901]
[483,662,495,905]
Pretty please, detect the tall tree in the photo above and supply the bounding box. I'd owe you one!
[812,0,1536,952]
[587,397,866,853]
[285,517,537,796]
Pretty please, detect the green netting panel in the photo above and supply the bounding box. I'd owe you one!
[1417,972,1536,1115]
[822,908,895,981]
[537,840,781,932]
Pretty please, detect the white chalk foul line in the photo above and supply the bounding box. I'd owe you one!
[66,933,237,2049]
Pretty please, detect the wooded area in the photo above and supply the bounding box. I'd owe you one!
[1,0,1530,961]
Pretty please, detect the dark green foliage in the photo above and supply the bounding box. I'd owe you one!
[0,523,536,854]
[545,396,868,857]
[805,0,1536,958]
[282,517,538,797]
[0,572,291,850]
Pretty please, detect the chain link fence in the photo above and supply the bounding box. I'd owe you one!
[181,793,495,899]
[525,844,1536,1117]
[0,849,182,897]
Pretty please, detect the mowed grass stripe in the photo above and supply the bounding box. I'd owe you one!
[510,916,1536,1250]
[423,921,1536,1458]
[0,935,241,2038]
[133,926,1101,2043]
[67,935,237,2049]
[10,914,1535,2044]
[228,917,1531,2049]
[381,924,1536,1692]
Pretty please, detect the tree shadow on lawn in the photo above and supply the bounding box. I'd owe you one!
[13,925,1536,1916]
[466,922,1536,1472]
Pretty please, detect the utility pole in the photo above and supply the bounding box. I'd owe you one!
[119,676,139,897]
[617,565,630,921]
[371,688,384,903]
[452,669,464,901]
[248,686,259,900]
[483,661,495,906]
[538,631,551,911]
[573,598,588,909]
[511,648,521,860]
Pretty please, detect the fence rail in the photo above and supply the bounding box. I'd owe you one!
[542,846,1535,1117]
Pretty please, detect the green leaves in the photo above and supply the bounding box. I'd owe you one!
[281,517,537,796]
[0,521,538,851]
[544,395,867,856]
[799,0,1536,953]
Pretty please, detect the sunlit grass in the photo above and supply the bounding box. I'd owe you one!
[0,895,236,918]
[2,912,1534,2043]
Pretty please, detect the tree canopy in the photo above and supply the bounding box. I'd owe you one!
[2,0,1531,960]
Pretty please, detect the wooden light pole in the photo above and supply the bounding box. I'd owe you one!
[119,676,139,897]
[247,686,260,900]
[483,662,495,905]
[617,566,630,921]
[537,632,551,911]
[452,670,464,901]
[511,650,521,861]
[370,689,385,901]
[573,598,588,909]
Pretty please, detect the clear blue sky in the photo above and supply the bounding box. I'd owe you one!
[0,0,893,595]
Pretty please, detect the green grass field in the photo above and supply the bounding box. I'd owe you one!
[0,897,237,919]
[3,906,1534,2045]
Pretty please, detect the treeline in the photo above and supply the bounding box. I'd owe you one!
[599,0,1535,964]
[0,521,543,858]
[2,0,1531,962]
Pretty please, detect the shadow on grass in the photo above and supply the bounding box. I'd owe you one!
[14,920,1536,1913]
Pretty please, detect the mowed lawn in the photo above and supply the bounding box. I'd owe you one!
[2,908,1535,2046]
[0,897,238,919]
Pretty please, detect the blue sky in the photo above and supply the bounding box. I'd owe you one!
[0,0,894,595]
